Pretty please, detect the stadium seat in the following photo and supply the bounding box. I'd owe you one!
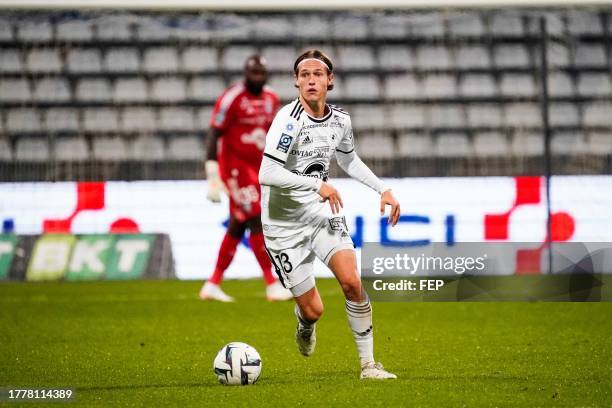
[371,14,409,39]
[0,138,12,160]
[567,10,603,35]
[0,79,30,102]
[548,72,574,97]
[410,12,445,38]
[356,133,395,159]
[131,135,166,160]
[500,74,536,97]
[422,74,456,98]
[384,74,420,99]
[173,16,210,41]
[105,48,140,72]
[33,78,71,102]
[121,108,157,132]
[511,132,544,156]
[434,133,472,157]
[143,47,179,72]
[459,74,497,97]
[26,49,62,73]
[294,15,331,39]
[221,46,258,71]
[17,20,53,41]
[574,44,607,67]
[332,15,368,40]
[54,136,89,161]
[467,104,502,127]
[551,132,587,154]
[583,102,612,127]
[253,16,293,39]
[493,45,530,68]
[262,46,296,71]
[337,46,376,70]
[540,43,570,68]
[83,108,119,132]
[210,14,251,40]
[549,103,580,127]
[448,13,485,37]
[389,105,425,128]
[6,109,42,132]
[0,18,12,41]
[151,77,186,102]
[197,107,214,129]
[474,132,509,156]
[327,77,345,100]
[489,14,524,37]
[96,16,132,40]
[56,19,93,41]
[416,45,452,70]
[167,135,204,160]
[378,46,413,70]
[158,107,195,132]
[397,133,433,157]
[343,75,380,100]
[15,137,49,161]
[267,75,297,101]
[66,49,103,73]
[136,18,174,41]
[588,133,612,155]
[92,136,128,161]
[44,108,80,132]
[76,78,112,101]
[577,73,612,97]
[455,45,490,69]
[113,78,148,102]
[504,103,541,127]
[189,77,226,102]
[350,105,387,130]
[428,105,466,128]
[0,49,22,72]
[182,47,218,72]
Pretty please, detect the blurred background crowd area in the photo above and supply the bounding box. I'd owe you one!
[0,7,610,181]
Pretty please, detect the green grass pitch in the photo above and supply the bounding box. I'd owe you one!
[1,279,611,406]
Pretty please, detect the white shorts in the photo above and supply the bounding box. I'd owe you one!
[263,215,354,297]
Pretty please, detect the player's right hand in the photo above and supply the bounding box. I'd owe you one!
[205,160,223,203]
[318,182,343,214]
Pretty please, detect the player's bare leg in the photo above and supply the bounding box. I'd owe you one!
[293,287,324,356]
[199,216,246,302]
[329,249,397,379]
[245,217,292,301]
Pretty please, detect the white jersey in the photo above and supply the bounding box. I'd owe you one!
[261,99,355,232]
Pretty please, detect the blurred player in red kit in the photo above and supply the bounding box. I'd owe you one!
[199,55,292,302]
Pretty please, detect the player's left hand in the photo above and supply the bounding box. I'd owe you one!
[380,189,400,226]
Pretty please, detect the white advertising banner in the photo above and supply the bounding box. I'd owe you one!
[1,176,611,280]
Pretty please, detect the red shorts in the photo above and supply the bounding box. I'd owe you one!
[220,163,261,223]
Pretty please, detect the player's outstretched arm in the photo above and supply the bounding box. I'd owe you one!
[318,182,343,214]
[258,156,322,192]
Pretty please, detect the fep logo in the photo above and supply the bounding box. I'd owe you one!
[484,176,576,274]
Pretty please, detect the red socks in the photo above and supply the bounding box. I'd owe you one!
[248,231,276,285]
[208,233,241,285]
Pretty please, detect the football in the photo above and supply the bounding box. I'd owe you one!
[213,342,262,385]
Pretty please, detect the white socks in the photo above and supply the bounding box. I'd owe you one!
[345,294,374,366]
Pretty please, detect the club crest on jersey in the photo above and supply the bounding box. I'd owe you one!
[276,133,293,153]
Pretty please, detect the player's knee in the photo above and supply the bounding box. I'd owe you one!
[341,278,363,302]
[302,303,324,322]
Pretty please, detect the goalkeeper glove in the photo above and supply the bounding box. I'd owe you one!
[205,160,223,203]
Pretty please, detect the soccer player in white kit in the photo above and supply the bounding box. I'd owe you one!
[259,50,401,379]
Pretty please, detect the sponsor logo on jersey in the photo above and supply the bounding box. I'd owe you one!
[276,134,293,153]
[290,149,314,157]
[301,134,312,145]
[240,128,267,150]
[291,161,329,181]
[330,115,345,128]
[328,216,348,232]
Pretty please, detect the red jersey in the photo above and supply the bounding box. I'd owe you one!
[210,83,280,175]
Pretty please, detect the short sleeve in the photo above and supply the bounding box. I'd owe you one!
[263,106,300,165]
[209,88,238,131]
[335,115,355,154]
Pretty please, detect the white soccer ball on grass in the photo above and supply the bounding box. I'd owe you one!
[213,342,262,385]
